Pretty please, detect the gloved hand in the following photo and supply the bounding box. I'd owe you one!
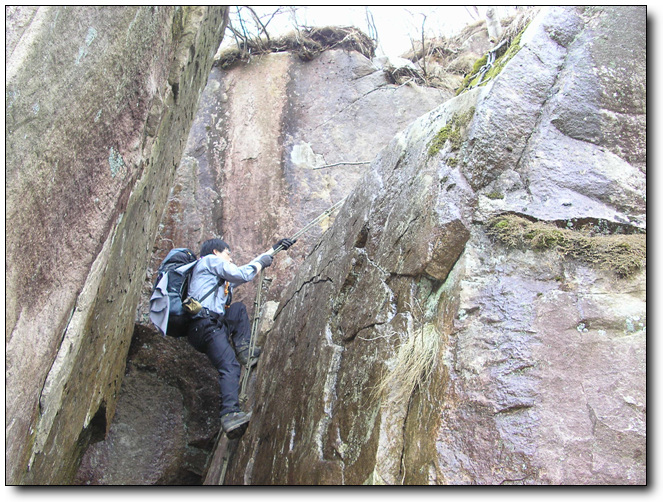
[256,254,274,269]
[273,238,296,251]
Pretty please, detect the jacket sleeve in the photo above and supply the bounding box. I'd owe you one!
[207,256,260,285]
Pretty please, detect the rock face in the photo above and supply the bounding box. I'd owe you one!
[137,48,452,324]
[74,326,220,485]
[5,6,227,484]
[122,41,451,485]
[5,5,645,486]
[223,6,645,485]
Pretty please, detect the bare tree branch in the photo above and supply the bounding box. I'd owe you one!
[365,7,379,47]
[420,13,428,80]
[235,6,249,44]
[245,6,270,46]
[261,7,283,31]
[464,6,480,20]
[312,161,371,170]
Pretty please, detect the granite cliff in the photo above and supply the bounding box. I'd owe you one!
[5,6,645,485]
[220,6,646,485]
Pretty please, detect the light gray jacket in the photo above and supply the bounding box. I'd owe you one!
[187,253,270,317]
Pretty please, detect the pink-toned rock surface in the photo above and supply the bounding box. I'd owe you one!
[138,47,451,321]
[221,7,645,485]
[130,41,450,486]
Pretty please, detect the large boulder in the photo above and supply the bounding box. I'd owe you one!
[5,6,227,484]
[74,326,220,485]
[223,6,645,485]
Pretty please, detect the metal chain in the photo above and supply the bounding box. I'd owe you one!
[463,38,508,93]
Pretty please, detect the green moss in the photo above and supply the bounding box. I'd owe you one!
[457,55,487,93]
[427,107,475,158]
[471,54,488,73]
[483,28,525,81]
[428,123,457,157]
[486,214,646,277]
[486,191,505,200]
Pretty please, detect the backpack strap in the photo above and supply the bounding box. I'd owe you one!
[198,277,224,302]
[183,260,223,304]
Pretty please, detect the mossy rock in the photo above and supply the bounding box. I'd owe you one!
[485,191,505,200]
[427,107,476,157]
[486,214,646,277]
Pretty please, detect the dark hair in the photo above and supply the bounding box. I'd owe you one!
[200,238,230,257]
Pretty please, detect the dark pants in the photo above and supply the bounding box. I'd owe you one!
[186,302,252,416]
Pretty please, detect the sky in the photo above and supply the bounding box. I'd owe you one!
[222,5,519,58]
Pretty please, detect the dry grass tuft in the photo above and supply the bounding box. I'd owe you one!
[372,321,441,408]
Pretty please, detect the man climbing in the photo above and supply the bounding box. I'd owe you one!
[186,237,295,439]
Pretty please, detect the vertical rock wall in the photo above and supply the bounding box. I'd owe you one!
[5,6,227,484]
[435,6,646,485]
[223,6,645,485]
[121,43,451,486]
[138,48,451,320]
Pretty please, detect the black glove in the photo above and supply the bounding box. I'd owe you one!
[256,254,274,269]
[273,238,296,251]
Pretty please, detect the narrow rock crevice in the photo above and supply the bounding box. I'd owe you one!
[274,276,334,322]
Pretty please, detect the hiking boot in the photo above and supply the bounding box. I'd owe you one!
[236,346,261,367]
[221,411,252,439]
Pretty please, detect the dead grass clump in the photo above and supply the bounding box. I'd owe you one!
[373,322,440,408]
[400,20,486,68]
[486,214,646,277]
[216,26,375,69]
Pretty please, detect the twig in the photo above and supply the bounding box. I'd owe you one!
[365,7,379,46]
[312,161,371,170]
[245,6,270,47]
[395,78,414,89]
[261,7,283,30]
[235,6,249,44]
[420,14,428,82]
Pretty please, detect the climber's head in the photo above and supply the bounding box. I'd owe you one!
[200,238,232,262]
